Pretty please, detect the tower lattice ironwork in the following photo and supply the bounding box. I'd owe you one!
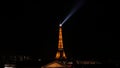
[55,25,67,60]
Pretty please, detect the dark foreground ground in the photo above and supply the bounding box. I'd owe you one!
[17,65,119,68]
[0,61,120,68]
[1,64,119,68]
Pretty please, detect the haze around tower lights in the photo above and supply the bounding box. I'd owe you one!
[59,24,62,27]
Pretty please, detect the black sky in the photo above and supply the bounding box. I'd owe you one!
[1,0,119,60]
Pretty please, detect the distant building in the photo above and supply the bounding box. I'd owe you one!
[41,61,69,68]
[75,60,102,64]
[4,64,16,68]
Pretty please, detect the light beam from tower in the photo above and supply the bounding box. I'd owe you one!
[61,0,85,26]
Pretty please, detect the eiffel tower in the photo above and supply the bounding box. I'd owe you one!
[55,24,67,60]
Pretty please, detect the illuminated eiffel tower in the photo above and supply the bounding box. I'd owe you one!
[55,24,67,60]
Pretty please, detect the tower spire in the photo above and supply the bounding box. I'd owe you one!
[55,24,67,60]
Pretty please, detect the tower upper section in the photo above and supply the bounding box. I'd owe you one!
[58,25,63,49]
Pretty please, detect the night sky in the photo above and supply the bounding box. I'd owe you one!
[1,0,119,60]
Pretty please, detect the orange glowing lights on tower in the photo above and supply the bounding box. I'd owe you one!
[58,27,63,49]
[55,24,67,60]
